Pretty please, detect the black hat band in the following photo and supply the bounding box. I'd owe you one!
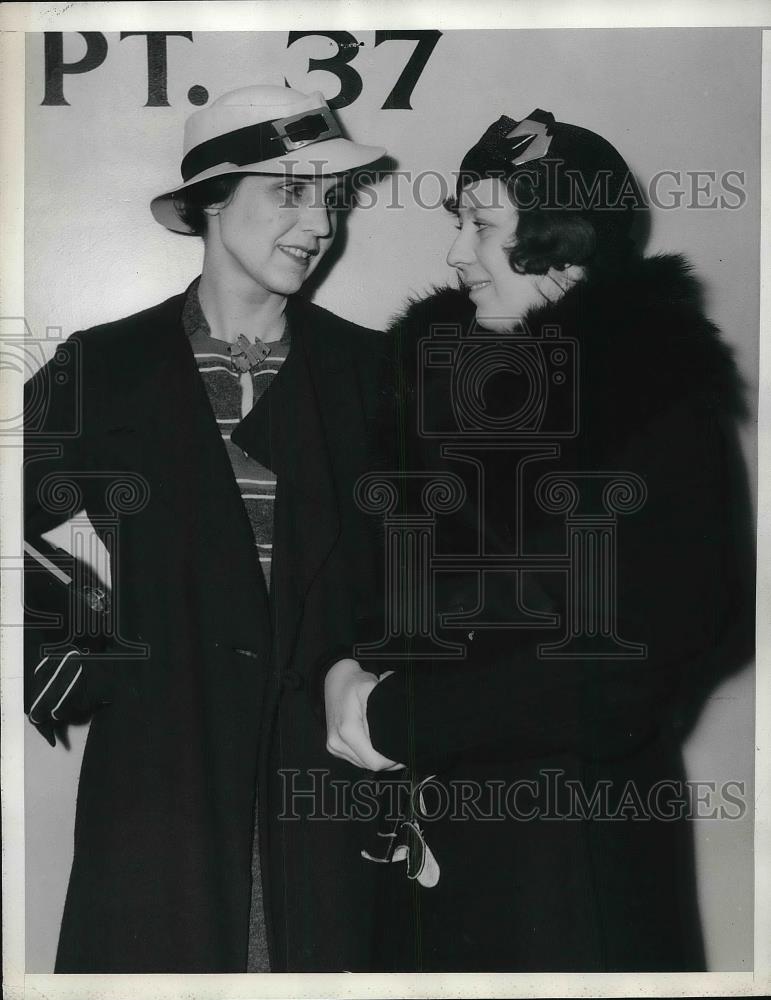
[180,107,342,182]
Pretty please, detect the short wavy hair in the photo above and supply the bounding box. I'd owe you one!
[172,175,244,236]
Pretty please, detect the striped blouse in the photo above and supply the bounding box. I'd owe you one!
[183,280,289,590]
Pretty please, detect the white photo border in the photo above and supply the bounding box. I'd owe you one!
[1,2,769,998]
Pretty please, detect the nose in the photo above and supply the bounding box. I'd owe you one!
[301,200,333,240]
[446,224,475,269]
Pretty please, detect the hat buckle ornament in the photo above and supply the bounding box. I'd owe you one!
[272,106,341,151]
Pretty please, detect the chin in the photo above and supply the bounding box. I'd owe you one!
[277,261,323,295]
[259,273,305,296]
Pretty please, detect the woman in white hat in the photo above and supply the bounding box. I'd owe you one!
[25,85,388,972]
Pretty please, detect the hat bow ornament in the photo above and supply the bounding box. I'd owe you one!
[504,114,554,166]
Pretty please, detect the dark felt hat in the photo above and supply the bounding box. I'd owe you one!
[457,110,645,235]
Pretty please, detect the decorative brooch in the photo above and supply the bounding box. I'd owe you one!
[230,334,271,374]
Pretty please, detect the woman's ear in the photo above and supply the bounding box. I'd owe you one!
[536,263,585,303]
[558,263,585,288]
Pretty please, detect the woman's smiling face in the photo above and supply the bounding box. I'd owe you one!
[446,178,548,331]
[208,173,343,298]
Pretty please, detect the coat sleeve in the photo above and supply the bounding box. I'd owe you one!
[365,394,755,771]
[24,334,116,742]
[305,325,392,723]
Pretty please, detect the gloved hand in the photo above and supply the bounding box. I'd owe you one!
[24,539,115,746]
[27,646,113,746]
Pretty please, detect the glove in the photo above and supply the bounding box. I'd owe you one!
[27,645,113,746]
[25,539,115,746]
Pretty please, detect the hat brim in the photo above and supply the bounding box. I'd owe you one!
[151,137,386,233]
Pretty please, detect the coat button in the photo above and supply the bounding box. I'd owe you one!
[280,668,304,691]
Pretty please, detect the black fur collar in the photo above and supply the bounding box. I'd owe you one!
[385,253,746,421]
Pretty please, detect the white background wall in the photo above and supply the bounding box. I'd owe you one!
[24,28,760,971]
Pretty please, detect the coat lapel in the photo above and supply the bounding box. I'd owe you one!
[110,297,255,530]
[231,296,370,665]
[103,293,270,645]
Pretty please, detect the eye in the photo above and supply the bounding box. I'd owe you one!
[280,182,306,202]
[325,187,347,209]
[453,217,487,232]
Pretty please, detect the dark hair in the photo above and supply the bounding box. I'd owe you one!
[446,169,638,278]
[507,170,637,275]
[173,174,244,236]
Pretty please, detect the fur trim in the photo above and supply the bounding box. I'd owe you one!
[384,254,746,424]
[373,254,750,614]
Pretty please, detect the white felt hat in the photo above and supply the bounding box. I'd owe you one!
[151,84,386,233]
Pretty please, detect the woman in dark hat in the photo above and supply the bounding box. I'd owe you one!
[324,111,755,970]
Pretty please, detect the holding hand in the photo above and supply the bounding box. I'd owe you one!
[324,658,405,771]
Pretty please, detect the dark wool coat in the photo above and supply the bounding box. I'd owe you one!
[24,289,385,973]
[357,255,755,972]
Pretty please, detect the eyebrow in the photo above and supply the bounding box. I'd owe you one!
[280,177,346,194]
[456,204,491,218]
[276,176,350,207]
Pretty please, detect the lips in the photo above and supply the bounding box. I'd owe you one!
[277,244,318,264]
[465,279,492,294]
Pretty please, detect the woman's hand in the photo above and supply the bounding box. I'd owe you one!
[324,658,405,771]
